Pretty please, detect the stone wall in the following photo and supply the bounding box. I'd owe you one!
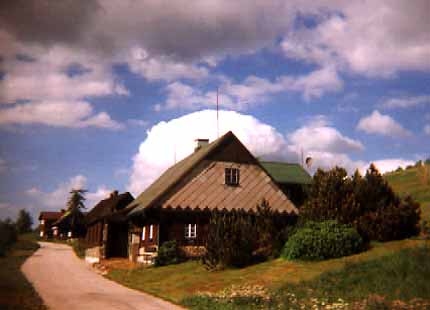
[85,246,101,264]
[180,245,206,258]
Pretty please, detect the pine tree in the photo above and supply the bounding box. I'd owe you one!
[15,209,33,234]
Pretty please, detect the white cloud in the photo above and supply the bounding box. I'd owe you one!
[159,67,342,110]
[288,116,364,154]
[0,101,123,130]
[282,1,430,77]
[381,95,430,109]
[128,110,365,194]
[27,175,112,210]
[127,47,209,81]
[357,110,411,138]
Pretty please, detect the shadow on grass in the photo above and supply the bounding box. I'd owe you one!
[0,235,47,310]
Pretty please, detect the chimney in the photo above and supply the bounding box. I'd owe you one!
[110,190,119,198]
[194,138,209,152]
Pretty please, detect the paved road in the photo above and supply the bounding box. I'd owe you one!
[22,242,184,310]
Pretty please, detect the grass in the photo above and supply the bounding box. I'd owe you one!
[0,233,47,310]
[106,239,426,305]
[183,244,430,309]
[385,164,430,221]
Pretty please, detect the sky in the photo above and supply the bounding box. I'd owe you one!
[0,1,429,221]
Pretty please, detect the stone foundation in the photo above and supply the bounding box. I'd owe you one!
[180,245,206,258]
[85,246,102,264]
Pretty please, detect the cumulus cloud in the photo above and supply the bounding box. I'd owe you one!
[288,116,364,154]
[128,110,365,194]
[159,67,343,110]
[381,95,430,109]
[357,110,411,138]
[27,175,112,210]
[0,46,126,129]
[281,1,430,77]
[0,101,123,130]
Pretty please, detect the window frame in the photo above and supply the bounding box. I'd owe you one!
[142,226,146,241]
[185,223,197,239]
[225,167,240,186]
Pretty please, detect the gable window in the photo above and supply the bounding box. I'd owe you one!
[225,168,240,186]
[142,226,146,241]
[185,224,197,239]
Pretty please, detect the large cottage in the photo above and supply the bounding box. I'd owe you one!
[127,131,305,264]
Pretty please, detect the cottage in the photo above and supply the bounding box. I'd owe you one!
[38,211,63,239]
[127,131,299,264]
[84,191,134,263]
[51,208,86,240]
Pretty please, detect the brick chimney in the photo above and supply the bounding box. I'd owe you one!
[194,138,209,152]
[110,190,119,198]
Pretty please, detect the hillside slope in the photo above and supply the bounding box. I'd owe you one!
[384,164,430,221]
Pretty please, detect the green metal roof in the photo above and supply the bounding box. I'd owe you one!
[259,161,312,185]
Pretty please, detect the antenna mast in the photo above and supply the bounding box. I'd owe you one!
[216,87,219,138]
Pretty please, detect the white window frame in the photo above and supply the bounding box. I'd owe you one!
[149,224,154,240]
[40,219,45,225]
[142,226,146,241]
[225,168,240,186]
[185,224,197,239]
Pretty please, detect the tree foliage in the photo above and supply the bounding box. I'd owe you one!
[301,164,420,242]
[15,209,33,234]
[0,218,17,256]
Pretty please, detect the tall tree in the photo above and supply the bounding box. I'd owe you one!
[15,209,33,234]
[67,189,87,212]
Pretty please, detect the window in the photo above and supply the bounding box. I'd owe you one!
[40,219,45,225]
[149,224,154,240]
[142,226,146,241]
[185,224,197,239]
[225,168,240,186]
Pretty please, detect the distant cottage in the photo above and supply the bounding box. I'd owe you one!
[84,191,134,263]
[126,131,309,264]
[38,211,63,239]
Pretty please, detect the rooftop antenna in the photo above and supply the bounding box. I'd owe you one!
[216,87,219,139]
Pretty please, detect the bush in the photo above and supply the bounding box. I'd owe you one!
[301,164,420,242]
[357,196,421,241]
[203,211,255,269]
[71,239,89,259]
[281,221,364,261]
[154,240,181,266]
[0,219,18,256]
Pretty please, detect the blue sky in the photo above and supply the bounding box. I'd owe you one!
[0,1,429,220]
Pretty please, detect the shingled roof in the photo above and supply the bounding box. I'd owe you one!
[85,192,134,225]
[259,161,312,185]
[128,131,298,216]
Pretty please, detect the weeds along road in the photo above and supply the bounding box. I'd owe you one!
[21,242,185,310]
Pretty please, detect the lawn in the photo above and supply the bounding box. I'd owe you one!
[106,239,427,305]
[183,244,430,310]
[385,164,430,221]
[0,233,46,310]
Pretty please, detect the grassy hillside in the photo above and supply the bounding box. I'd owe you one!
[384,164,430,221]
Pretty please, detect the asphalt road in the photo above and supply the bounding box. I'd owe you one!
[21,242,184,310]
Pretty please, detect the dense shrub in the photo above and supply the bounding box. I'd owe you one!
[357,197,421,241]
[154,240,182,266]
[0,219,18,256]
[281,221,364,261]
[203,200,296,269]
[301,164,421,242]
[203,211,255,269]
